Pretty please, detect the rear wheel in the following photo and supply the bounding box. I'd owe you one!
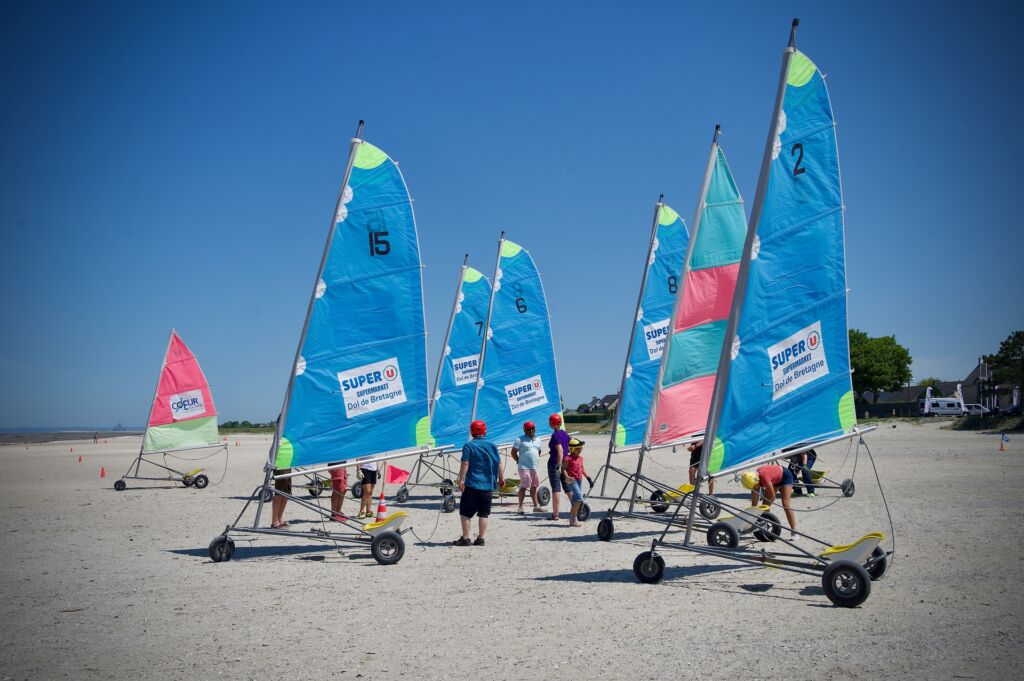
[698,499,720,520]
[442,494,456,513]
[307,479,323,497]
[182,476,193,487]
[841,479,855,497]
[537,486,551,506]
[597,516,614,541]
[208,535,235,562]
[576,502,591,522]
[865,545,888,581]
[632,551,665,583]
[396,486,410,504]
[649,490,669,514]
[114,479,127,492]
[192,474,209,490]
[370,531,404,565]
[752,512,782,542]
[351,480,364,500]
[707,522,740,548]
[259,487,273,503]
[822,560,871,607]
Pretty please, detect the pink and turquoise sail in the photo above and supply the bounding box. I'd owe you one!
[613,203,688,448]
[269,136,430,470]
[142,330,220,453]
[649,145,746,445]
[702,46,855,477]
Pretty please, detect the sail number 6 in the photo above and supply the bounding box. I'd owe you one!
[515,297,527,313]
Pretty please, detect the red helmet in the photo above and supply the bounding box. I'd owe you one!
[523,421,536,433]
[470,420,487,437]
[548,413,562,428]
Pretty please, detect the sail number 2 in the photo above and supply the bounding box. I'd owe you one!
[791,143,806,176]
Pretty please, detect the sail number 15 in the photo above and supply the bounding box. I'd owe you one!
[368,230,391,256]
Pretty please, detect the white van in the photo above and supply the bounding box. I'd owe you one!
[918,398,964,416]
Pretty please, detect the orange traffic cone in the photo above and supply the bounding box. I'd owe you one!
[100,467,106,478]
[235,440,239,446]
[69,447,73,453]
[999,439,1007,452]
[78,455,83,463]
[375,491,388,522]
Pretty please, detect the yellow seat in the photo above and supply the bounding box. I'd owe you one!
[717,504,770,523]
[809,469,827,483]
[663,483,695,501]
[184,468,204,477]
[362,511,408,535]
[819,532,885,563]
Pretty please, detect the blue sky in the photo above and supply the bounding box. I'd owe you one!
[2,1,1022,427]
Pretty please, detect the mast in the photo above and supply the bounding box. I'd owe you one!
[469,231,505,429]
[600,195,664,496]
[684,20,798,545]
[428,255,469,423]
[267,120,365,469]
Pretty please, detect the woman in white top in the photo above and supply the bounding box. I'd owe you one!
[358,460,379,519]
[511,421,544,513]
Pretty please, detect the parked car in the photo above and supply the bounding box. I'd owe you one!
[996,404,1022,417]
[964,403,990,416]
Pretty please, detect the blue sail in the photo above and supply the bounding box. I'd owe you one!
[706,49,855,476]
[431,266,491,447]
[614,205,688,447]
[271,140,430,469]
[473,240,561,446]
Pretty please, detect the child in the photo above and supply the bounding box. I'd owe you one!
[740,463,797,539]
[561,438,592,527]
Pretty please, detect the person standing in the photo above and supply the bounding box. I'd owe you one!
[357,459,379,519]
[453,419,504,546]
[328,462,348,521]
[789,448,817,497]
[687,440,715,495]
[561,438,592,527]
[511,421,544,513]
[546,413,570,521]
[270,468,291,529]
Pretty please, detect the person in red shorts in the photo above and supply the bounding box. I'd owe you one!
[328,462,348,521]
[740,462,798,539]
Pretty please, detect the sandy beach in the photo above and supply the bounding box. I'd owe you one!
[0,420,1021,680]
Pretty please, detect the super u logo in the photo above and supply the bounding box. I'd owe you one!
[807,330,820,350]
[384,365,398,381]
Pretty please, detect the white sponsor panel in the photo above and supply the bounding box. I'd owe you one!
[505,374,549,415]
[169,389,206,420]
[768,321,829,400]
[338,357,407,418]
[451,354,480,387]
[643,318,670,361]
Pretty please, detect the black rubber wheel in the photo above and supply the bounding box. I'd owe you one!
[370,531,405,565]
[192,474,209,490]
[822,560,871,607]
[752,511,782,542]
[632,551,665,584]
[597,516,614,541]
[259,487,274,503]
[439,479,454,497]
[396,486,410,504]
[351,480,364,500]
[442,494,456,513]
[841,479,855,497]
[865,545,888,581]
[576,502,591,522]
[208,535,235,562]
[307,479,323,497]
[114,479,127,491]
[649,490,669,514]
[698,499,720,520]
[537,486,551,506]
[181,476,193,487]
[707,522,740,548]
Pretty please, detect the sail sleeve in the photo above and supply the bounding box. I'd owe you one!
[473,241,562,447]
[614,206,688,447]
[706,50,854,475]
[271,141,430,469]
[142,331,220,452]
[650,149,746,445]
[431,267,491,446]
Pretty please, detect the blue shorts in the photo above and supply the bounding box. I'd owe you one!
[566,479,584,504]
[780,467,795,486]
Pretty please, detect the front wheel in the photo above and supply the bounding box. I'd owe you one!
[865,545,888,581]
[350,480,364,500]
[841,479,855,497]
[752,512,781,542]
[649,490,669,514]
[632,551,665,584]
[114,479,127,492]
[259,487,274,503]
[181,476,193,487]
[370,531,405,565]
[597,516,614,541]
[208,535,235,562]
[396,486,410,504]
[537,486,551,506]
[822,560,871,607]
[439,479,454,497]
[192,474,209,490]
[707,522,740,548]
[698,499,720,520]
[576,502,591,522]
[441,494,456,513]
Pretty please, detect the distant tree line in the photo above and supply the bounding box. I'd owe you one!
[220,420,276,429]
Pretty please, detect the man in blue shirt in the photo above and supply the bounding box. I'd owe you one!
[454,419,504,546]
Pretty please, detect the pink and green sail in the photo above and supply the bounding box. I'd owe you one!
[649,145,746,445]
[142,330,220,453]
